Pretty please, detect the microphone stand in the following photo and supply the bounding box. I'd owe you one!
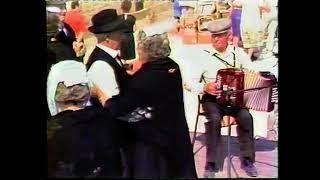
[220,84,277,178]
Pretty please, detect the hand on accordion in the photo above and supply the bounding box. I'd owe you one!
[204,82,222,96]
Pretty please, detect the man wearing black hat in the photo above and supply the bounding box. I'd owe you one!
[86,9,131,177]
[87,9,129,107]
[184,19,258,178]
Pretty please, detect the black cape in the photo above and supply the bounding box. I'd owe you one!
[47,107,122,177]
[104,57,197,178]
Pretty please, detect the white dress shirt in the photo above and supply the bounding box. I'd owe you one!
[183,45,254,94]
[87,44,123,99]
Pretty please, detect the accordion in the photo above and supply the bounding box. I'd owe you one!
[216,68,278,112]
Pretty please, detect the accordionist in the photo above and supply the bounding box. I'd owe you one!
[183,18,258,178]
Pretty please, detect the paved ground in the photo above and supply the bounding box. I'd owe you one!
[191,132,278,178]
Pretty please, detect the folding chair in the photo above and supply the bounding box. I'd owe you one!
[191,74,237,178]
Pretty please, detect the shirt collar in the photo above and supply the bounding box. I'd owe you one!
[96,44,120,59]
[210,45,235,57]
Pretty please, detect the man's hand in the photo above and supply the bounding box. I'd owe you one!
[90,84,109,106]
[73,41,85,57]
[204,82,221,96]
[126,59,143,75]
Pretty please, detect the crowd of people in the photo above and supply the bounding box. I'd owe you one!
[173,0,278,60]
[47,0,277,178]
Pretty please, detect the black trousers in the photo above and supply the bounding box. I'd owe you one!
[202,102,255,163]
[121,142,169,178]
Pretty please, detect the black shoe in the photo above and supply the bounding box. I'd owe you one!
[241,159,258,177]
[203,162,216,178]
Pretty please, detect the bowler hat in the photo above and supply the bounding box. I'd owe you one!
[89,9,126,34]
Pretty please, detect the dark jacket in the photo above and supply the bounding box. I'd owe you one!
[86,46,129,110]
[86,47,129,93]
[120,14,136,60]
[135,0,144,11]
[55,22,84,62]
[47,107,122,178]
[55,22,76,51]
[47,40,78,80]
[104,57,197,178]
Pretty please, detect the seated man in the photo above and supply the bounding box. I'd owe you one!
[183,19,258,178]
[47,60,122,177]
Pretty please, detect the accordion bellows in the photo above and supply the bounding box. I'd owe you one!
[243,70,277,112]
[216,68,277,112]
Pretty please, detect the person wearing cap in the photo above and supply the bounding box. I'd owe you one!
[47,60,122,177]
[183,18,258,177]
[91,32,197,178]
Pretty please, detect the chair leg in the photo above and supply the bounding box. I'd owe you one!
[227,116,232,178]
[192,96,202,150]
[192,113,200,149]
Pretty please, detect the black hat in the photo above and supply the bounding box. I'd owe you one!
[88,9,126,34]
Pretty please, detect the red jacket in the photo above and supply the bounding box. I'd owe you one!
[64,9,88,38]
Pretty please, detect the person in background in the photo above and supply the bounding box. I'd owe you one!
[119,0,137,60]
[55,9,77,55]
[173,0,182,21]
[49,7,85,62]
[46,10,77,72]
[228,0,242,48]
[64,0,88,59]
[172,0,182,32]
[232,0,264,60]
[134,0,144,11]
[260,0,278,58]
[64,0,87,43]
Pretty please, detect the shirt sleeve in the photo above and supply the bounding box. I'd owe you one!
[236,48,256,71]
[87,60,120,97]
